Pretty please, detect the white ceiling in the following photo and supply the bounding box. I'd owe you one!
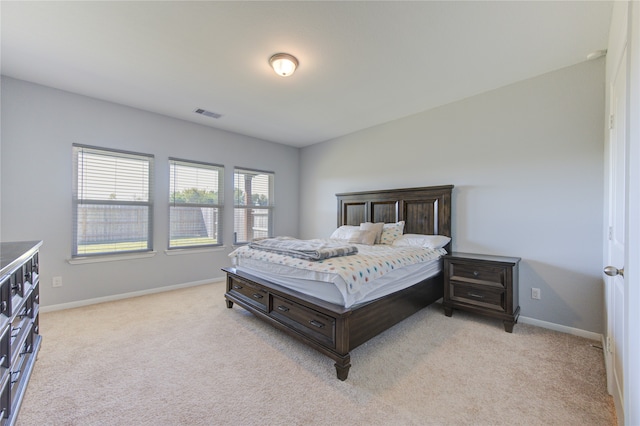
[1,1,612,148]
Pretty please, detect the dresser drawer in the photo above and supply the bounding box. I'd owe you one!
[0,278,10,318]
[448,262,506,288]
[0,374,9,421]
[0,326,9,370]
[270,295,336,348]
[227,276,268,312]
[32,316,40,337]
[9,314,31,366]
[22,282,39,321]
[31,281,40,311]
[29,252,39,276]
[9,270,25,299]
[449,282,505,312]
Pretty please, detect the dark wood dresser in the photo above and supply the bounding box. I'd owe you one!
[0,241,42,425]
[442,252,520,332]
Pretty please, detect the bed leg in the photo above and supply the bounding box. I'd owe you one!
[334,354,351,381]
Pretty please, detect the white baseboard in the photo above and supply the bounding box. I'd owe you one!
[519,315,602,341]
[40,277,226,313]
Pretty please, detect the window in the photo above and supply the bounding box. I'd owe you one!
[169,158,223,249]
[72,144,154,257]
[234,168,274,244]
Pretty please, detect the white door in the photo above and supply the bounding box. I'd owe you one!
[606,46,627,421]
[624,3,640,423]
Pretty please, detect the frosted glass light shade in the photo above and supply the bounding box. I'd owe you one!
[269,53,298,77]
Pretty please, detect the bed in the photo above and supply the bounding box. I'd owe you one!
[223,185,453,380]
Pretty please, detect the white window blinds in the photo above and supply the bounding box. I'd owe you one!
[233,167,274,244]
[72,144,154,257]
[169,158,224,249]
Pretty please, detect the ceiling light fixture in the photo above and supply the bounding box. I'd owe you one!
[269,53,298,77]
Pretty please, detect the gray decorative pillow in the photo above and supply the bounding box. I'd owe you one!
[348,229,378,245]
[359,222,385,244]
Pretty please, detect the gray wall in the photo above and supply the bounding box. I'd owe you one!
[2,59,606,333]
[300,59,606,333]
[1,77,300,307]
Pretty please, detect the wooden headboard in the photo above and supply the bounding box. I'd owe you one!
[336,185,453,237]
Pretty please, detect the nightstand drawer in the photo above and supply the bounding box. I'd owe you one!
[449,282,505,312]
[448,262,506,288]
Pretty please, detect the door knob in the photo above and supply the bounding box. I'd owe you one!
[604,266,624,277]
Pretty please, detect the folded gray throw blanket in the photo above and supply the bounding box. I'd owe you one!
[248,236,358,261]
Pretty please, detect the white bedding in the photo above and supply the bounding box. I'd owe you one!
[230,242,445,308]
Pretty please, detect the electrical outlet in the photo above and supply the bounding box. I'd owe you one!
[52,276,63,288]
[531,288,541,300]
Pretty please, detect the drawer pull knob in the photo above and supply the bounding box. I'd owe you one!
[20,344,32,355]
[473,271,479,277]
[468,292,484,299]
[233,284,243,290]
[252,293,264,300]
[309,319,325,329]
[277,305,289,312]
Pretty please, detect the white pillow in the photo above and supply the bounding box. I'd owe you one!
[329,225,360,240]
[392,234,451,249]
[347,229,378,245]
[379,221,405,245]
[360,222,385,244]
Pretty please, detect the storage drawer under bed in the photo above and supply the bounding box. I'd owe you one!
[269,294,336,348]
[227,275,268,312]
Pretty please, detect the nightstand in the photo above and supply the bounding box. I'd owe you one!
[442,252,520,332]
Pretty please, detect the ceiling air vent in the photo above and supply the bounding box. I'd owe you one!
[194,108,222,119]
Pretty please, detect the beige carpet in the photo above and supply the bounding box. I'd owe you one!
[17,281,616,425]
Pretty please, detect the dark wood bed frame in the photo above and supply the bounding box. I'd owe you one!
[223,185,453,380]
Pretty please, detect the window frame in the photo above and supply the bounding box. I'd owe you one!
[233,167,275,245]
[72,144,154,258]
[168,157,224,250]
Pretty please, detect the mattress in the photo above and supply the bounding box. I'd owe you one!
[230,242,445,308]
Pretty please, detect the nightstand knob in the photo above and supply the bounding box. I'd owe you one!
[473,271,479,277]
